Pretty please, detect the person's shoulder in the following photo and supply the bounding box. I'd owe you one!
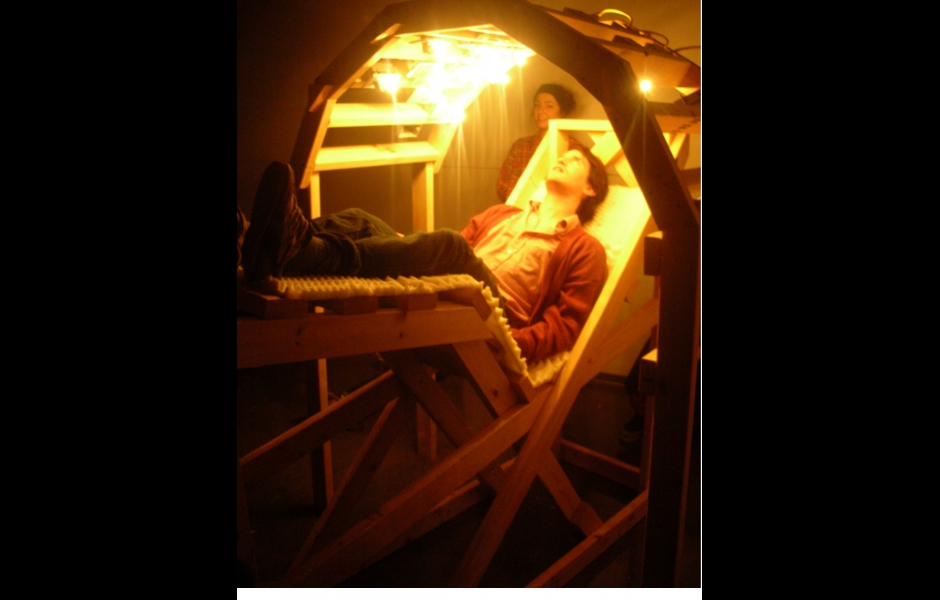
[566,227,606,256]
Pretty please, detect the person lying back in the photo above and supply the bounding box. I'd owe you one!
[241,147,609,364]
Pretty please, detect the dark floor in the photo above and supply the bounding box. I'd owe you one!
[237,353,700,588]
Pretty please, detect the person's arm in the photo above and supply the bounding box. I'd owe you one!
[511,236,607,364]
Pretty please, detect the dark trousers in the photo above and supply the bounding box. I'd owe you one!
[284,209,502,299]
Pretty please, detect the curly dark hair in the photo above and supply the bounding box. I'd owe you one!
[535,84,576,116]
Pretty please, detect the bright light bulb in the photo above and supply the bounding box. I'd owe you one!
[375,73,402,95]
[639,79,652,93]
[513,49,534,66]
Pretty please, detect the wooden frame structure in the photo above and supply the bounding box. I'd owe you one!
[239,0,700,587]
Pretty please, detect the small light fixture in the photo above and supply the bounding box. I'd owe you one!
[639,79,652,93]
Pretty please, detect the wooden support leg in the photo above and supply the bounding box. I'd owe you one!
[384,350,509,493]
[305,358,332,513]
[642,225,699,587]
[239,371,403,485]
[450,365,599,585]
[292,394,416,568]
[449,340,600,535]
[416,406,438,460]
[527,490,648,588]
[283,393,547,587]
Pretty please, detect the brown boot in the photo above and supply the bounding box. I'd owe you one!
[241,162,314,282]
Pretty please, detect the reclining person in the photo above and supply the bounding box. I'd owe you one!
[241,147,609,364]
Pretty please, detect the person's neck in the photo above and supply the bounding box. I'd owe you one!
[539,188,581,223]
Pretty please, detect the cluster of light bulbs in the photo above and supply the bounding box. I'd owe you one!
[374,37,535,122]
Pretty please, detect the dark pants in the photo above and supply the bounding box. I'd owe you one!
[284,209,502,300]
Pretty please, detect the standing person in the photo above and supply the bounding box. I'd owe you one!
[496,83,577,203]
[241,147,609,363]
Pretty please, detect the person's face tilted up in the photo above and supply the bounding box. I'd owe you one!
[545,149,597,201]
[533,93,564,131]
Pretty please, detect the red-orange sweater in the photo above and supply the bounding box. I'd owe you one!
[461,204,608,363]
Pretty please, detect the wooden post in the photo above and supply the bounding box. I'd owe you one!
[305,356,333,514]
[641,225,699,587]
[412,161,434,232]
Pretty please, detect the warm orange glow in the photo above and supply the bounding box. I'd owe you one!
[640,79,652,93]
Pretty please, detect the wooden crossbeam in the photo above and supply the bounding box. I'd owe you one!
[527,490,648,587]
[328,102,449,127]
[314,142,440,171]
[283,391,548,587]
[239,371,404,485]
[292,394,417,568]
[558,439,640,489]
[237,302,491,368]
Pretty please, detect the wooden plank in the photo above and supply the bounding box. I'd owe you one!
[291,98,335,192]
[587,131,623,165]
[380,292,437,311]
[558,439,640,489]
[328,102,447,127]
[574,297,659,394]
[283,392,548,587]
[311,296,379,315]
[642,225,700,587]
[639,348,657,396]
[527,490,649,587]
[383,350,509,494]
[239,371,403,485]
[305,357,333,513]
[412,161,434,232]
[427,122,460,172]
[667,132,690,168]
[237,303,491,368]
[314,142,439,171]
[438,287,492,320]
[536,452,603,536]
[450,339,520,416]
[292,394,416,567]
[645,231,663,276]
[416,405,437,460]
[237,288,307,320]
[308,172,321,218]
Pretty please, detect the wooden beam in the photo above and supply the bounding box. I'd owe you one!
[412,161,434,231]
[237,288,307,320]
[237,303,491,368]
[305,357,333,513]
[558,439,640,489]
[383,350,509,494]
[292,394,416,567]
[314,142,439,171]
[527,490,648,587]
[239,371,403,486]
[283,392,548,587]
[328,102,449,127]
[450,339,521,416]
[642,225,699,587]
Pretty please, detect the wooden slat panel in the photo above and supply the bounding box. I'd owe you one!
[314,142,440,171]
[237,303,491,368]
[328,102,445,127]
